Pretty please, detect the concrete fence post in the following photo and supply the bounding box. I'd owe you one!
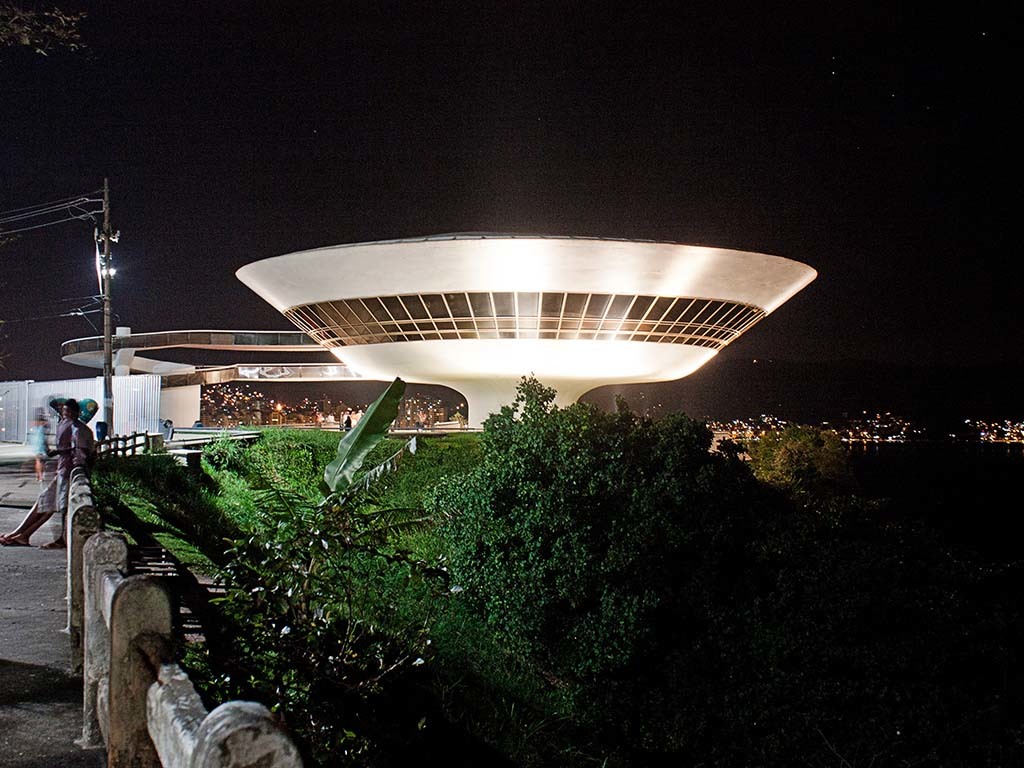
[190,701,304,768]
[146,663,207,768]
[107,574,173,768]
[80,520,303,767]
[146,665,305,768]
[81,531,128,748]
[67,467,101,673]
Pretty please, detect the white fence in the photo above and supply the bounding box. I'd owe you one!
[111,375,162,438]
[0,374,162,442]
[0,380,29,443]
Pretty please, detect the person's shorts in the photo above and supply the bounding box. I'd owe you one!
[36,476,58,514]
[56,472,70,515]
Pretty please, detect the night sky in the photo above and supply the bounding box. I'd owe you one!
[1,4,1019,422]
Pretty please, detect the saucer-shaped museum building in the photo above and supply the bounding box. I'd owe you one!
[237,234,816,425]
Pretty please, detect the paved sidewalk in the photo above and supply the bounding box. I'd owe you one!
[0,443,34,463]
[0,456,104,767]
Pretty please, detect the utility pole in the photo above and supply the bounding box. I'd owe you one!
[100,178,113,435]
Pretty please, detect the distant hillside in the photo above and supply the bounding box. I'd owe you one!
[582,357,1024,426]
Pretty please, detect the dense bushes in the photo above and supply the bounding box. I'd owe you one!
[205,489,443,764]
[195,427,486,765]
[204,429,346,498]
[431,379,1024,766]
[746,424,855,497]
[432,379,762,755]
[98,397,1024,766]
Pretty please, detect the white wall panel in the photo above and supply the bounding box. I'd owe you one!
[0,380,29,443]
[114,374,162,435]
[159,384,200,428]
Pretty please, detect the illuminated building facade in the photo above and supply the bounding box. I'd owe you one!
[237,234,816,426]
[397,394,449,429]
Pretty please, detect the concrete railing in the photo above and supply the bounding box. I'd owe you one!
[67,465,102,673]
[81,531,303,768]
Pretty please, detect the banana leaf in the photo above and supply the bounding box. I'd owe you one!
[323,377,406,493]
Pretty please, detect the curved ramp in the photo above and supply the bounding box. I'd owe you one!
[61,330,363,384]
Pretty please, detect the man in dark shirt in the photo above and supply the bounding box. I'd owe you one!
[0,398,96,548]
[47,398,95,547]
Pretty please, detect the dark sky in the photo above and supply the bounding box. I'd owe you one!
[1,3,1019,420]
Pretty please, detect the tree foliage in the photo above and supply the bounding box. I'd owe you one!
[195,380,444,764]
[747,424,855,497]
[207,487,441,764]
[432,378,761,754]
[0,2,86,54]
[431,378,1024,765]
[101,377,1024,766]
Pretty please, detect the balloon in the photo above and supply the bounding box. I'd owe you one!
[47,396,100,423]
[78,399,99,424]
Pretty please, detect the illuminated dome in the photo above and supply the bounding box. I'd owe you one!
[237,234,816,425]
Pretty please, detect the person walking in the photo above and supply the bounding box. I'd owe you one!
[0,398,96,548]
[28,414,49,482]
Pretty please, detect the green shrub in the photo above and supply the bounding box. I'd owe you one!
[371,433,482,511]
[101,394,1024,765]
[190,383,463,764]
[204,430,336,499]
[746,425,855,497]
[208,488,442,765]
[202,433,252,475]
[431,380,1024,766]
[431,378,760,753]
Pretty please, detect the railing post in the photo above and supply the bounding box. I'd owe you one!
[146,663,207,768]
[191,701,303,768]
[81,532,128,748]
[67,467,101,673]
[108,574,173,768]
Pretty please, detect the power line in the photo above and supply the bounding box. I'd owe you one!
[0,308,102,324]
[0,192,105,238]
[0,191,102,219]
[54,294,104,304]
[0,198,99,224]
[1,293,103,325]
[0,213,99,235]
[0,190,102,214]
[0,200,101,223]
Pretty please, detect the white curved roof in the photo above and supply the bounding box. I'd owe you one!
[237,234,816,315]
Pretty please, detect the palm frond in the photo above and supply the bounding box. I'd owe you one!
[323,378,405,493]
[253,486,318,520]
